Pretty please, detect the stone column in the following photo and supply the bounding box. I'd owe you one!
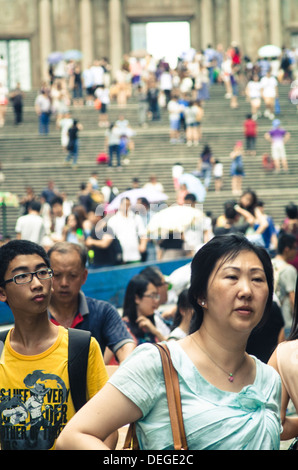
[269,0,282,46]
[39,0,53,82]
[109,0,123,79]
[230,0,241,47]
[201,0,214,49]
[80,0,94,70]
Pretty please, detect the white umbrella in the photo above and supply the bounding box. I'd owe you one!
[64,49,83,61]
[258,45,282,58]
[106,188,168,212]
[179,173,206,203]
[47,51,63,64]
[147,205,204,236]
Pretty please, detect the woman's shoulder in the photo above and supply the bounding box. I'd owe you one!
[276,340,298,362]
[109,343,164,389]
[253,355,281,392]
[121,342,162,364]
[267,341,298,380]
[167,327,187,341]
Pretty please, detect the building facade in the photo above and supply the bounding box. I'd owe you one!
[0,0,298,89]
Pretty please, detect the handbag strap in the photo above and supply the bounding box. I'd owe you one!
[155,343,188,450]
[123,343,188,451]
[123,421,139,450]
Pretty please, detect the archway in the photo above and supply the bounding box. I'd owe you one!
[131,21,191,68]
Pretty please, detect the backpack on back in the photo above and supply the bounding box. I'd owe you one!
[0,328,91,412]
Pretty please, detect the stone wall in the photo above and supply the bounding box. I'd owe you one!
[0,0,297,88]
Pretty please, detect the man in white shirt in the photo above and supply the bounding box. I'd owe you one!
[50,196,66,243]
[58,112,73,150]
[246,74,262,119]
[82,64,94,105]
[167,95,183,143]
[107,198,147,263]
[260,69,278,120]
[91,60,105,90]
[143,175,164,193]
[34,90,51,134]
[15,200,46,245]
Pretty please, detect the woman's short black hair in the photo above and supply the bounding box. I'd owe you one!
[188,234,274,333]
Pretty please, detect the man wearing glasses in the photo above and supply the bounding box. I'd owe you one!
[0,239,116,450]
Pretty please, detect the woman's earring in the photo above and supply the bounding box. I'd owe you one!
[201,301,205,306]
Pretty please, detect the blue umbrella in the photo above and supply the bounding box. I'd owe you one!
[47,51,63,64]
[179,173,206,203]
[64,50,83,61]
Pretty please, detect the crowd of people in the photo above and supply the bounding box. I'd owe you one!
[1,42,298,451]
[2,175,298,450]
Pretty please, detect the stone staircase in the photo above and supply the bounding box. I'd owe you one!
[1,82,298,236]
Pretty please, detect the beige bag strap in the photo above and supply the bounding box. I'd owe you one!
[123,421,139,450]
[155,343,188,450]
[123,343,187,450]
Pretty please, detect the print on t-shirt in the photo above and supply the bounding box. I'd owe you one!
[0,370,69,450]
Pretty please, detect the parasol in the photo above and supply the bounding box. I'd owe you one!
[106,188,168,212]
[47,51,64,64]
[63,50,83,61]
[147,204,204,237]
[258,45,282,58]
[178,173,206,203]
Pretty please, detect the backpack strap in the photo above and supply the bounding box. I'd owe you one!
[68,328,91,412]
[0,328,91,413]
[0,329,9,343]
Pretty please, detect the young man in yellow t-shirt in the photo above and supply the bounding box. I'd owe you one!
[0,240,114,450]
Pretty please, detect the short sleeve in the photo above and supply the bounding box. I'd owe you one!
[108,343,163,417]
[281,267,297,294]
[86,337,109,400]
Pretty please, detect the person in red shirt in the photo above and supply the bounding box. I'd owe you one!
[244,113,258,156]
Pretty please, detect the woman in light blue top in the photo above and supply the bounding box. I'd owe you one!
[56,234,281,450]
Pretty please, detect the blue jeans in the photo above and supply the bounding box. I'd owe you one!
[201,166,212,189]
[108,144,121,167]
[66,139,79,165]
[39,112,50,134]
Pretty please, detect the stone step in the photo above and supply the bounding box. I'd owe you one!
[1,83,297,236]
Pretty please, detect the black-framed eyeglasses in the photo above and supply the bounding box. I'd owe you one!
[2,268,53,286]
[143,293,160,300]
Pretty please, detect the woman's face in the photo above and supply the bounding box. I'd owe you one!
[135,282,160,317]
[201,250,269,336]
[67,214,77,229]
[240,193,254,208]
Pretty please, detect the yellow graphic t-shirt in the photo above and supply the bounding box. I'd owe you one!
[0,326,108,450]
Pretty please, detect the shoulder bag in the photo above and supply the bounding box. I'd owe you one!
[123,343,188,450]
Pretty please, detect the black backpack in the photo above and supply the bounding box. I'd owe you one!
[0,328,91,412]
